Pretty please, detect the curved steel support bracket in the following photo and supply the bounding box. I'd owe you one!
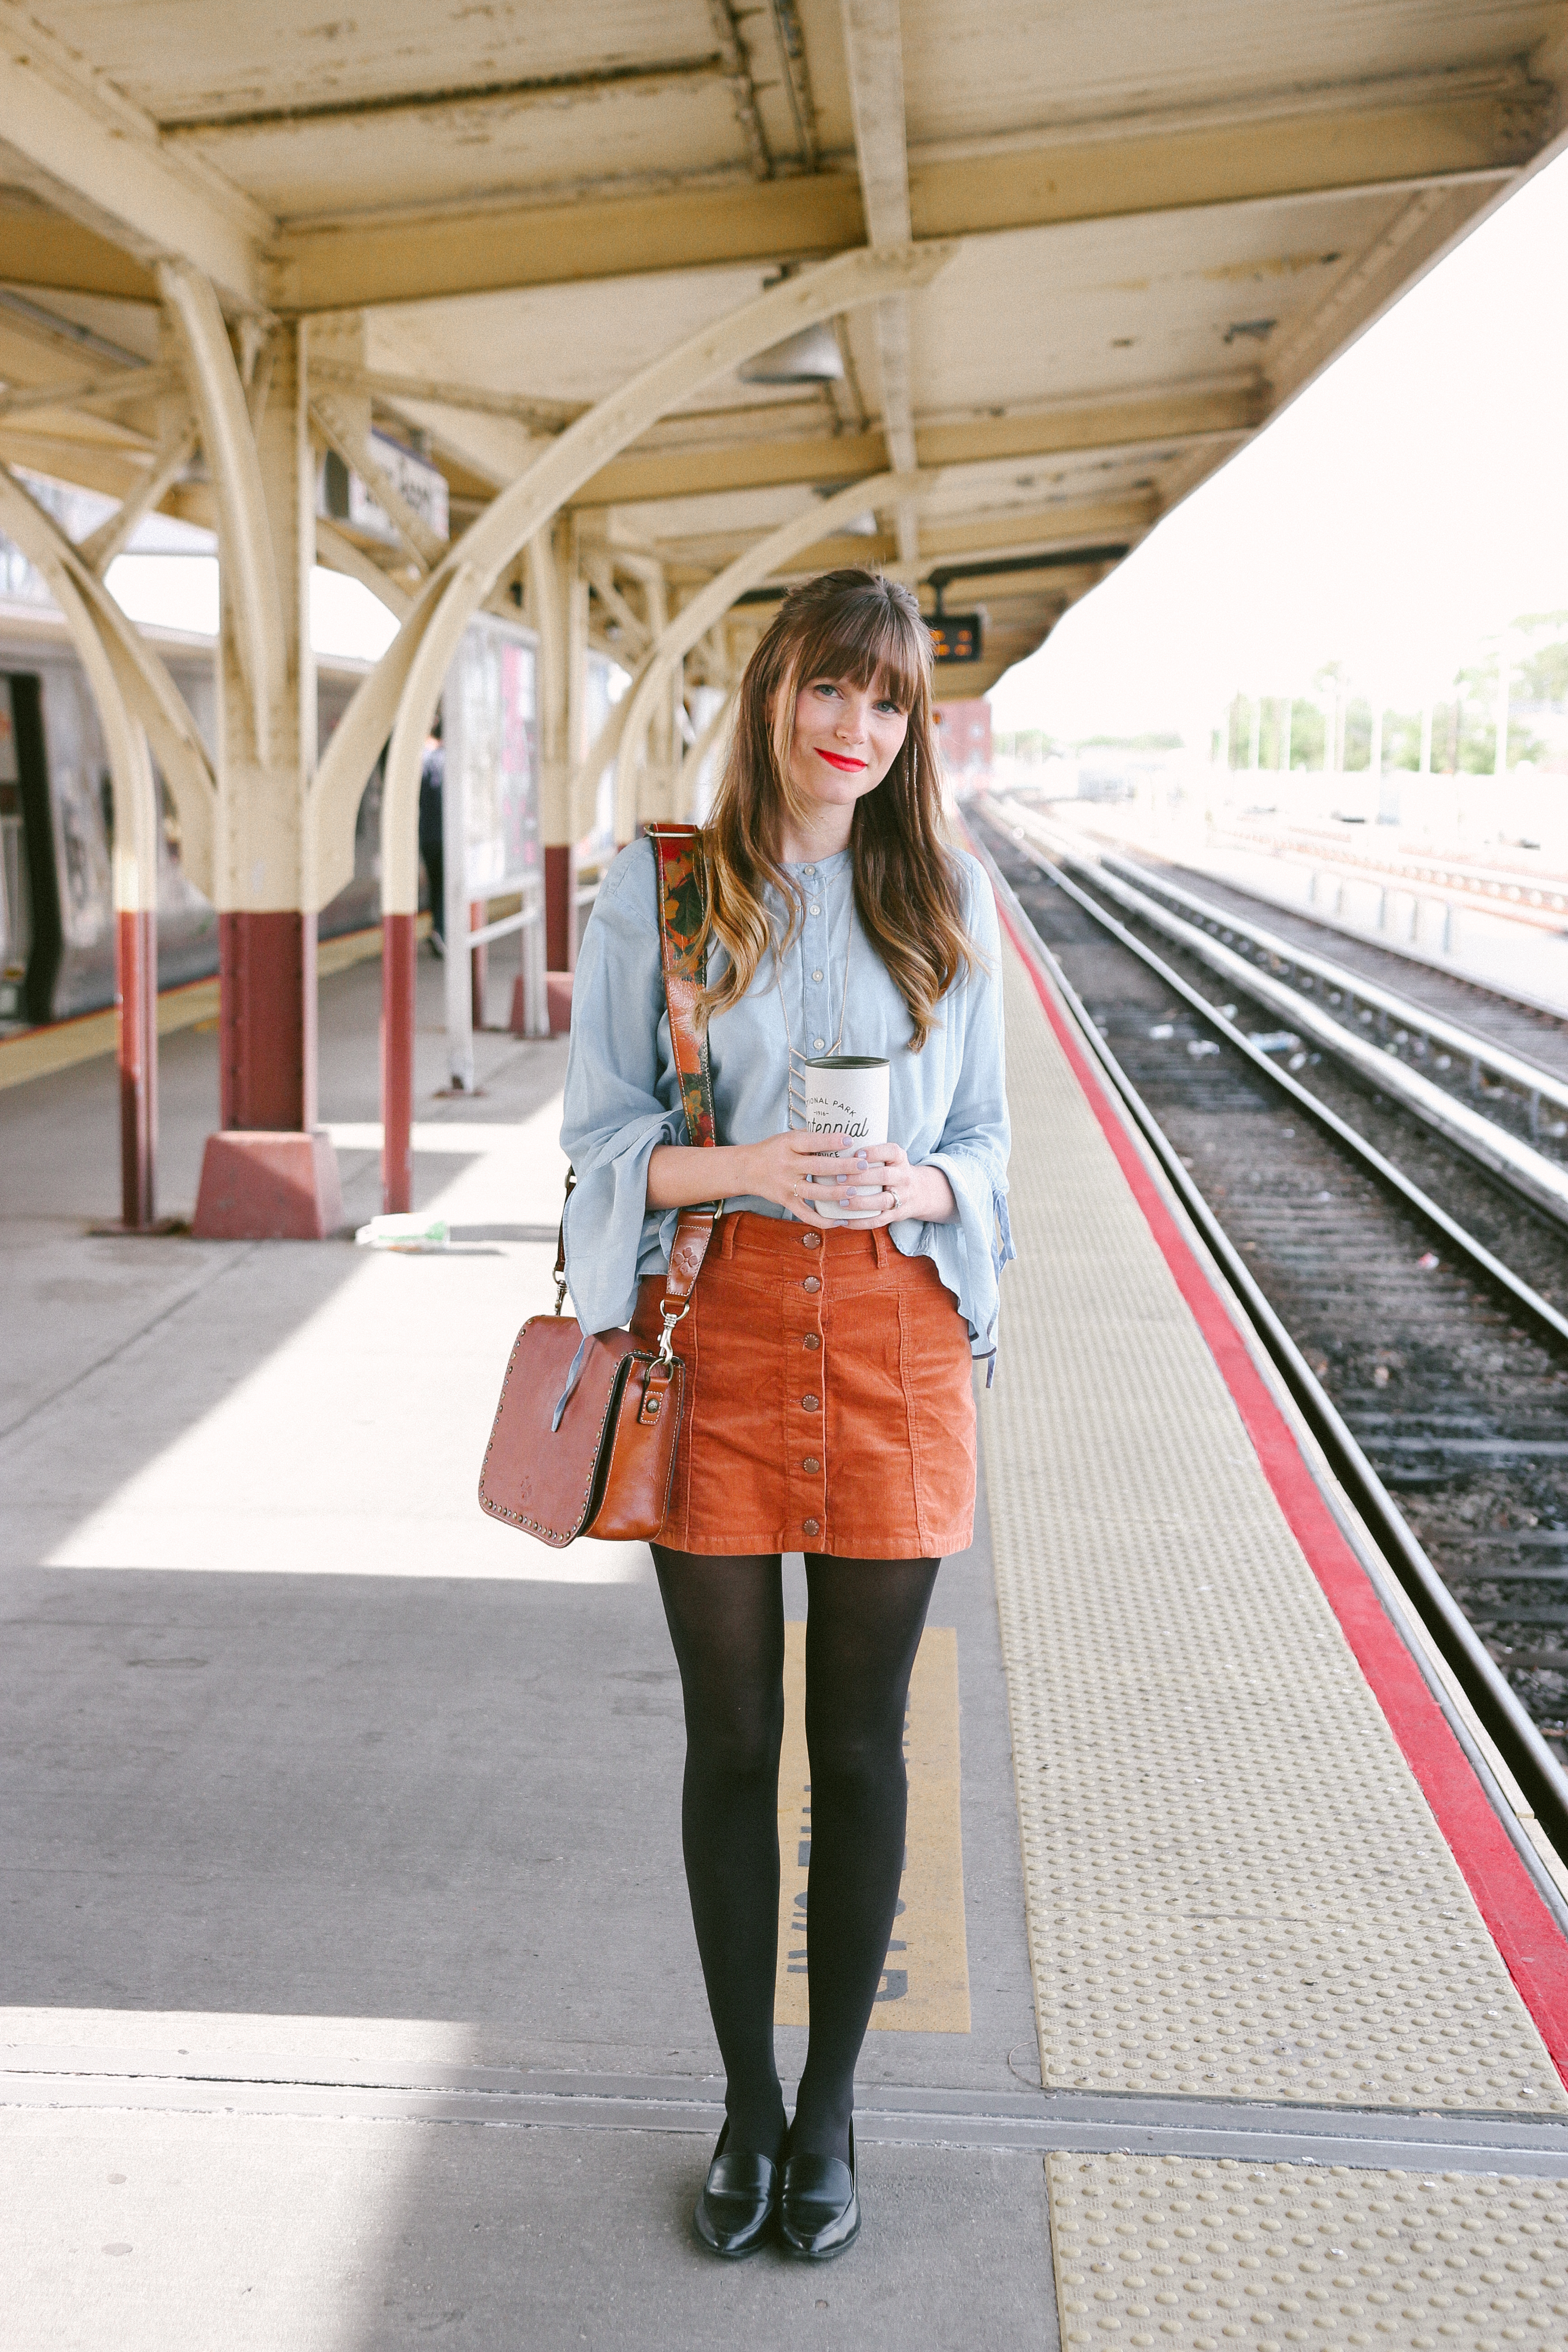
[0,464,218,898]
[157,258,287,765]
[307,240,958,915]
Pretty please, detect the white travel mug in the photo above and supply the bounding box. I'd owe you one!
[802,1055,890,1220]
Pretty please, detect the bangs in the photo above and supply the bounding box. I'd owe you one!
[783,575,930,713]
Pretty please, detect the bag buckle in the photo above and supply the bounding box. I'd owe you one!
[657,1298,690,1364]
[553,1273,568,1317]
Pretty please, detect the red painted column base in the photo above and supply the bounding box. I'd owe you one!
[116,906,158,1230]
[192,1130,346,1240]
[510,971,573,1036]
[469,898,488,1031]
[544,842,576,974]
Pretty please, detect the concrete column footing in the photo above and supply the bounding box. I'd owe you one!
[191,1130,346,1240]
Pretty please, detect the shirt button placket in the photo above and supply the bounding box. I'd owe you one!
[806,870,828,1049]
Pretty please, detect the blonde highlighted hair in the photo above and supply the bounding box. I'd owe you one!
[692,568,978,1050]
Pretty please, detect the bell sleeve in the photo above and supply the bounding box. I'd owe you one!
[921,858,1015,1371]
[558,840,686,1334]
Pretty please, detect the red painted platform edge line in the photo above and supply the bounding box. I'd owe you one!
[998,902,1568,2081]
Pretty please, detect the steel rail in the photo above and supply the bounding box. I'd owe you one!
[967,815,1568,1896]
[999,803,1568,1234]
[1084,840,1568,1117]
[1186,836,1568,1026]
[985,815,1568,1354]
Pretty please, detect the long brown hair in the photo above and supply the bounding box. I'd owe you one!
[693,568,978,1049]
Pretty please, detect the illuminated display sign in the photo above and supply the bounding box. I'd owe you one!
[928,612,982,663]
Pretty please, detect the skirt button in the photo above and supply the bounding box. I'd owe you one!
[804,1456,821,1472]
[802,1394,820,1411]
[803,1275,820,1292]
[801,1231,822,1250]
[803,1519,820,1537]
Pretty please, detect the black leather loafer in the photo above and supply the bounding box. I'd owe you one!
[779,2122,860,2259]
[692,2122,782,2259]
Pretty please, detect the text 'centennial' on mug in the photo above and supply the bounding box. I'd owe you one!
[803,1055,890,1220]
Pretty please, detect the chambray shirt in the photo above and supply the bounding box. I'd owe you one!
[559,838,1014,1362]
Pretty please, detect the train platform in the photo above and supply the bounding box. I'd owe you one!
[6,923,1568,2350]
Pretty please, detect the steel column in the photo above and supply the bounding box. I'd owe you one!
[381,912,416,1213]
[115,905,158,1228]
[164,284,345,1240]
[217,910,316,1131]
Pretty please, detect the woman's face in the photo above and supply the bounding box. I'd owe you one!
[785,666,909,817]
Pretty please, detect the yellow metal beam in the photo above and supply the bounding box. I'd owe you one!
[906,83,1541,242]
[916,494,1156,563]
[577,383,1257,506]
[250,78,1542,313]
[0,206,158,301]
[917,384,1263,467]
[579,424,888,505]
[268,174,867,314]
[0,427,147,498]
[0,71,1544,319]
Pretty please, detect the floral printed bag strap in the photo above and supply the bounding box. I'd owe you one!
[645,823,720,1352]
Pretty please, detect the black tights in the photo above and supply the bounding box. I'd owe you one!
[652,1545,939,2166]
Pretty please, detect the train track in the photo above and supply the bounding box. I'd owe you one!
[969,802,1568,1894]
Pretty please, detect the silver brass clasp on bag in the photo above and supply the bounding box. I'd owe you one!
[552,1169,576,1317]
[657,1298,690,1364]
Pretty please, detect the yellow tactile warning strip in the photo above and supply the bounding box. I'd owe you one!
[1048,2153,1568,2349]
[983,934,1568,2111]
[775,1621,970,2032]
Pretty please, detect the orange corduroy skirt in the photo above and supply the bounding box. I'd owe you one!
[630,1210,976,1560]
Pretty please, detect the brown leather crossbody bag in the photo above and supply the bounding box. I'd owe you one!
[477,824,718,1547]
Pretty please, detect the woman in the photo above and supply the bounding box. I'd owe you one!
[560,569,1011,2260]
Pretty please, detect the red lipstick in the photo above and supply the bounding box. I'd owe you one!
[817,750,867,772]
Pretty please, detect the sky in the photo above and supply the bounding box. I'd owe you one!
[986,144,1568,745]
[108,545,399,665]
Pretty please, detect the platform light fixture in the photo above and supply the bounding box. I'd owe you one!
[738,321,845,385]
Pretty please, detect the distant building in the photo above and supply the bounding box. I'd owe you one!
[935,700,992,776]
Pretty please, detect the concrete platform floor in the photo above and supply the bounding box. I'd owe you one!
[0,949,1056,2350]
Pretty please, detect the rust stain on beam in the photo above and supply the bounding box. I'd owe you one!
[160,56,732,135]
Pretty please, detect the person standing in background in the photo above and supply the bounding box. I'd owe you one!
[418,717,445,958]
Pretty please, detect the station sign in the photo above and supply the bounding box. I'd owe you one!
[317,431,449,548]
[928,612,983,663]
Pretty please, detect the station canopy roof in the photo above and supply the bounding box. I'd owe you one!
[0,1,1563,698]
